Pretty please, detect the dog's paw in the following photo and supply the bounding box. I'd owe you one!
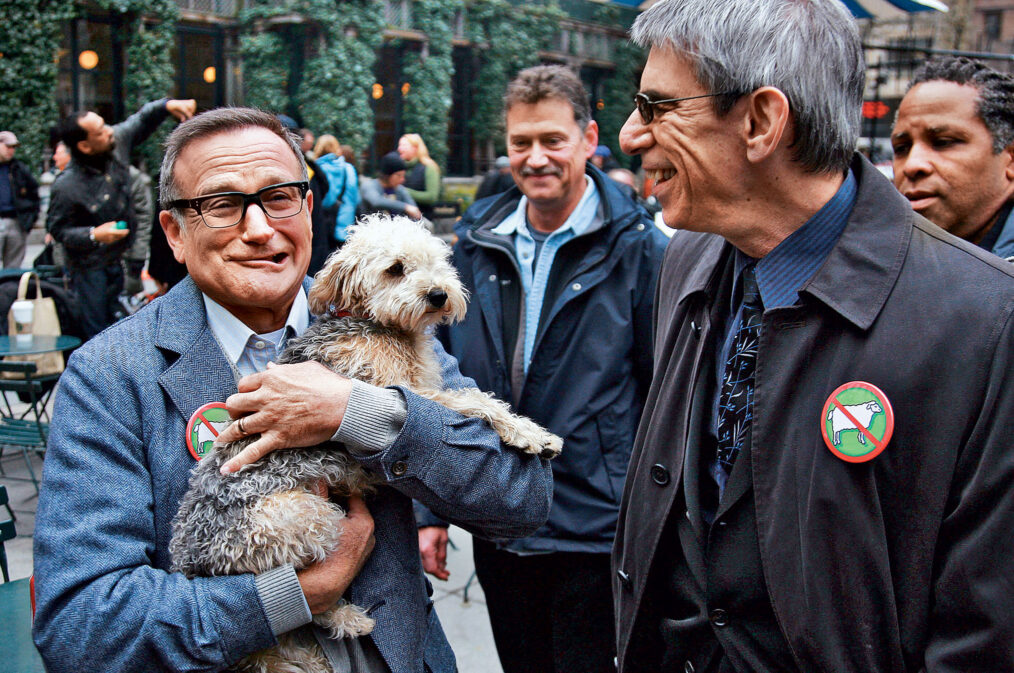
[314,601,376,639]
[501,416,563,459]
[536,431,563,459]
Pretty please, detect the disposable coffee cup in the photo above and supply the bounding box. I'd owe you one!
[11,300,33,345]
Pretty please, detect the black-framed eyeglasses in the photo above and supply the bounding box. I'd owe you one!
[168,181,310,229]
[633,91,735,124]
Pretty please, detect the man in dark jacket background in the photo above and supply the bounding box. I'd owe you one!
[892,56,1014,259]
[49,97,194,338]
[615,1,1014,671]
[0,131,41,268]
[418,64,668,673]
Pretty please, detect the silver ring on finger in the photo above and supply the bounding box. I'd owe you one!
[237,416,247,436]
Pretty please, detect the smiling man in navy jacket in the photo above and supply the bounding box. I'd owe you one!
[418,65,668,673]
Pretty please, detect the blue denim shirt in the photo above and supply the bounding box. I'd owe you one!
[491,176,602,372]
[32,276,552,673]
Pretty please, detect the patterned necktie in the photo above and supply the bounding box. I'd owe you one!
[716,265,763,478]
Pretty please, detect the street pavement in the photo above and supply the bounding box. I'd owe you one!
[1,238,506,671]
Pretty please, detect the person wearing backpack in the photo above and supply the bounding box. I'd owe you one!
[312,134,359,249]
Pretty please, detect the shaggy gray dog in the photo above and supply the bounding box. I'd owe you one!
[170,214,562,673]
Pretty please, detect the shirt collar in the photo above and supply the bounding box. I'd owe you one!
[976,199,1014,253]
[491,175,601,239]
[735,169,858,309]
[203,287,310,366]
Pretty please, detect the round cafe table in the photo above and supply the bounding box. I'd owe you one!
[0,335,81,357]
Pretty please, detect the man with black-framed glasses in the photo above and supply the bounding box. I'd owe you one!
[33,107,552,673]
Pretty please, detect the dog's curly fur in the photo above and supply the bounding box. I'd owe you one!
[169,214,562,673]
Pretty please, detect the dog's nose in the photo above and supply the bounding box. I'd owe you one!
[427,289,448,308]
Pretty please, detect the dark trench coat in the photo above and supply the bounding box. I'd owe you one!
[613,156,1014,673]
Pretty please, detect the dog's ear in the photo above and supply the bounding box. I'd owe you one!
[308,254,349,315]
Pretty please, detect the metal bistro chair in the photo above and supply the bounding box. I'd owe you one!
[0,362,50,493]
[0,485,15,582]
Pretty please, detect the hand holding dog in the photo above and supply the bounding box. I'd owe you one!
[298,495,376,614]
[218,361,353,474]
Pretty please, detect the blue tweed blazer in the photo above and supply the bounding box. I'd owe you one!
[33,275,552,672]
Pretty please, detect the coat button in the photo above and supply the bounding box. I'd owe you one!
[650,464,670,486]
[684,662,695,673]
[616,569,632,591]
[710,608,729,627]
[391,460,407,476]
[637,223,645,231]
[489,274,497,282]
[571,282,582,292]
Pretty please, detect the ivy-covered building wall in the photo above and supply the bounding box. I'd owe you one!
[2,1,74,172]
[3,0,178,173]
[1,0,642,176]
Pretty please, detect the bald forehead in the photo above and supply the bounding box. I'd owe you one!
[79,112,104,131]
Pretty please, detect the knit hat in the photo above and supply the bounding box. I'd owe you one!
[0,131,19,147]
[276,115,299,132]
[380,151,407,176]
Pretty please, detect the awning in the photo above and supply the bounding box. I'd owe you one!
[841,0,948,19]
[636,0,948,17]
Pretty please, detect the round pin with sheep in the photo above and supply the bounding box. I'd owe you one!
[186,402,231,461]
[820,381,894,463]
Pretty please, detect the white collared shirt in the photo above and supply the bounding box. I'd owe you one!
[203,289,310,378]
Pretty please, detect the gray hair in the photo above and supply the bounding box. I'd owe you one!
[630,0,864,174]
[504,65,592,131]
[159,107,308,228]
[907,56,1014,153]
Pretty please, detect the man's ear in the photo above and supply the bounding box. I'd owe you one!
[1004,144,1014,182]
[584,120,599,159]
[159,210,188,265]
[76,139,93,156]
[743,87,791,164]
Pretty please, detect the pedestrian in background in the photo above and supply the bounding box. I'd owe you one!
[299,127,315,158]
[398,133,442,218]
[49,97,195,338]
[590,144,619,171]
[277,116,332,276]
[313,134,360,248]
[360,151,422,220]
[474,155,515,201]
[39,141,70,268]
[0,131,41,269]
[892,56,1014,258]
[419,64,667,673]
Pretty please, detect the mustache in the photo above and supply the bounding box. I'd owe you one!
[520,166,562,178]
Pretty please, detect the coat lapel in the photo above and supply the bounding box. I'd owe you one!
[155,277,238,425]
[802,156,912,331]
